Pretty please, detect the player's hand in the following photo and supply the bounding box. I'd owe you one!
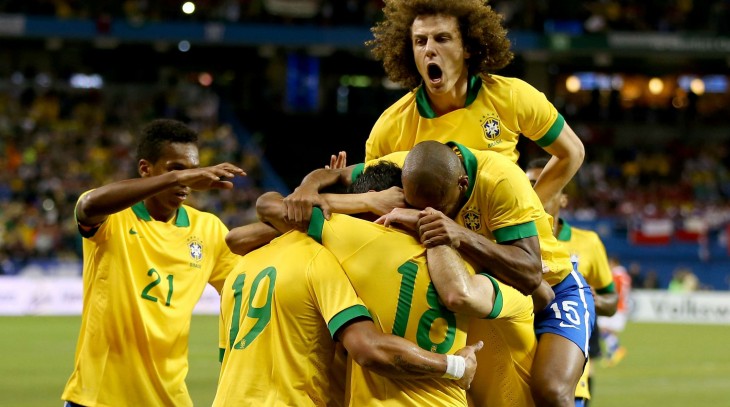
[367,187,407,216]
[454,340,484,391]
[283,185,331,229]
[531,279,555,312]
[375,207,420,231]
[417,208,464,248]
[176,163,246,190]
[325,151,347,169]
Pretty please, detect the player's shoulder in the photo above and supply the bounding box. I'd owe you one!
[571,226,603,242]
[379,89,418,116]
[482,74,533,89]
[181,204,226,226]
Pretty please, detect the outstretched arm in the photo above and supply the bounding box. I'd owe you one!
[533,122,584,206]
[339,319,483,390]
[76,163,245,227]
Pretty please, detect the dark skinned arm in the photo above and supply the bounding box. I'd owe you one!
[416,209,543,296]
[281,165,357,225]
[593,290,618,317]
[77,163,245,226]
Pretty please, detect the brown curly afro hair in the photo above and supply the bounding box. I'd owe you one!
[367,0,514,90]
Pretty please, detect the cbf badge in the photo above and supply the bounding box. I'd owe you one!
[481,115,501,140]
[462,210,482,232]
[187,236,203,262]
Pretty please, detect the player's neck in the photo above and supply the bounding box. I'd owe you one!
[426,76,469,116]
[143,199,178,223]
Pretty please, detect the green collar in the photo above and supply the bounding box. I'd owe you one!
[556,218,571,241]
[131,201,190,227]
[416,75,482,118]
[445,141,477,200]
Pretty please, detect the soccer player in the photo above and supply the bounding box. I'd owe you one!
[526,157,618,407]
[364,0,584,208]
[254,161,538,406]
[598,257,632,367]
[61,119,247,407]
[364,141,595,407]
[213,226,483,406]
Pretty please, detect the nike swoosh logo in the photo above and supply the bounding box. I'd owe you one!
[129,228,137,235]
[559,322,578,329]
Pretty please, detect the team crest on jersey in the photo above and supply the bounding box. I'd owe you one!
[187,236,203,262]
[481,115,501,140]
[462,209,482,232]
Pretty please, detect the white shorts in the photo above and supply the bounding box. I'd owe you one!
[597,311,628,332]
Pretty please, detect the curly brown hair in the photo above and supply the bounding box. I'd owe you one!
[366,0,514,90]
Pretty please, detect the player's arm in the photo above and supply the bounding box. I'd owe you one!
[76,163,245,227]
[281,164,358,225]
[320,187,406,217]
[533,122,584,206]
[257,188,405,235]
[426,245,496,318]
[377,207,542,296]
[417,209,542,296]
[225,222,281,256]
[338,319,483,390]
[593,286,618,316]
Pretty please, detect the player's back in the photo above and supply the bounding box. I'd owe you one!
[215,231,361,407]
[308,210,470,406]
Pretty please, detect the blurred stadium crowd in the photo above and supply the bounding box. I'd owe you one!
[1,0,729,288]
[2,0,730,34]
[0,78,264,274]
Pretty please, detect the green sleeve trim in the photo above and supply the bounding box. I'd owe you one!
[493,221,538,243]
[480,274,503,319]
[328,304,372,339]
[219,348,225,363]
[307,207,326,244]
[351,163,365,184]
[535,113,564,148]
[596,281,616,295]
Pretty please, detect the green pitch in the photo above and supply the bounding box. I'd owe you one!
[1,316,728,406]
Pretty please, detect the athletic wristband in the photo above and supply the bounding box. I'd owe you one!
[442,354,466,380]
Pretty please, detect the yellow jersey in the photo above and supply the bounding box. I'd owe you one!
[214,230,371,406]
[366,74,563,163]
[308,209,469,407]
[62,199,237,407]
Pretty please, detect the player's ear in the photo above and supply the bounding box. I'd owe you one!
[138,159,152,178]
[457,175,469,193]
[559,193,568,209]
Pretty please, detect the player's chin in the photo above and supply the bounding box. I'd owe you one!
[169,192,188,207]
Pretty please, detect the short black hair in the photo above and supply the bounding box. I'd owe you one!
[348,161,402,193]
[525,156,550,171]
[136,118,198,163]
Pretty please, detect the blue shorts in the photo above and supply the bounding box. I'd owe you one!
[64,402,85,407]
[534,270,595,357]
[575,398,586,407]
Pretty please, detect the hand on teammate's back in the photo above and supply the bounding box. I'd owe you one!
[455,340,484,391]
